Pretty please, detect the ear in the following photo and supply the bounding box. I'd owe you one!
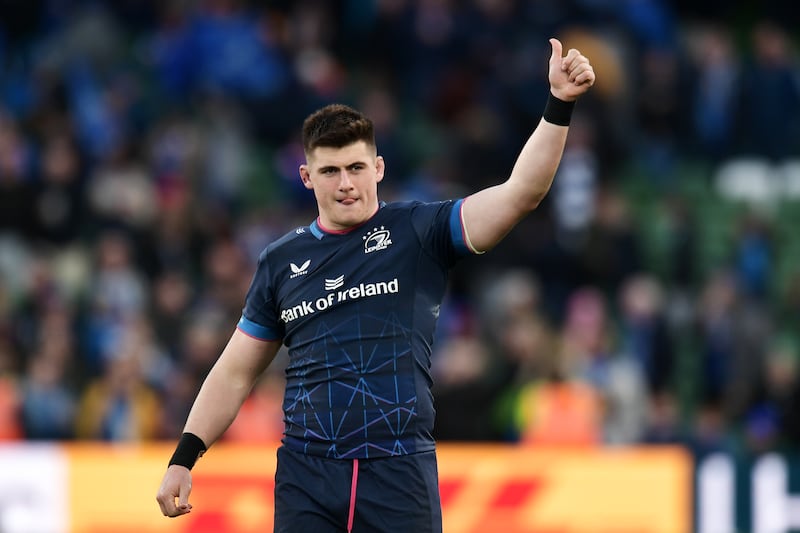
[375,156,385,183]
[299,165,314,190]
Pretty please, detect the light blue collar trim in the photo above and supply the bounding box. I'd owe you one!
[309,220,325,240]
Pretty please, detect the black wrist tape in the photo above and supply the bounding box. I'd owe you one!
[169,432,207,470]
[543,92,576,126]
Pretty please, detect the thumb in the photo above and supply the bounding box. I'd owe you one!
[549,38,563,63]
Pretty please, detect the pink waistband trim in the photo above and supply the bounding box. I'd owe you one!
[347,458,359,532]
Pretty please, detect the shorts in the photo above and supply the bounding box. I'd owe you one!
[273,445,442,533]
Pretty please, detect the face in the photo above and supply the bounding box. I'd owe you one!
[299,141,385,231]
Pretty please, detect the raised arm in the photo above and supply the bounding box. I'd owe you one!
[156,328,282,517]
[461,38,595,252]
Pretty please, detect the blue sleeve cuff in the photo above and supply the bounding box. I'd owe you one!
[237,315,281,341]
[449,198,481,255]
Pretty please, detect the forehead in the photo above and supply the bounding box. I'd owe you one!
[307,141,375,168]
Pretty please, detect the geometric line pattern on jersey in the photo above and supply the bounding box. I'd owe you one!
[283,306,417,458]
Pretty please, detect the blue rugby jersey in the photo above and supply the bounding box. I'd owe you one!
[237,199,476,459]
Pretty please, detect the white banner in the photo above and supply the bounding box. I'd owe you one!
[0,444,67,533]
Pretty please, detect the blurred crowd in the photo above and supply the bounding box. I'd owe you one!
[0,0,799,457]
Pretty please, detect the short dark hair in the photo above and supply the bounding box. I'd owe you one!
[302,104,375,154]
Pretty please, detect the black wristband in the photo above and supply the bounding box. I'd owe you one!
[169,432,207,470]
[543,92,575,126]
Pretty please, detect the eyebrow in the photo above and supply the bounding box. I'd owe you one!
[316,161,367,173]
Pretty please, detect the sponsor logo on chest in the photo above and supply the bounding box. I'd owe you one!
[279,277,400,323]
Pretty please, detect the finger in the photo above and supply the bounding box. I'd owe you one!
[173,501,193,516]
[177,479,192,512]
[574,68,596,86]
[568,61,595,83]
[563,50,585,74]
[157,494,169,516]
[568,61,590,82]
[157,490,178,517]
[549,38,563,64]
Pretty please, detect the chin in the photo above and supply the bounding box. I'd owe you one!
[339,214,369,228]
[326,201,375,229]
[334,205,366,221]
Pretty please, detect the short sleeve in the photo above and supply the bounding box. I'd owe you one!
[410,199,479,267]
[238,250,284,341]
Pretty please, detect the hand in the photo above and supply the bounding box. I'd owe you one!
[156,465,194,517]
[548,38,596,102]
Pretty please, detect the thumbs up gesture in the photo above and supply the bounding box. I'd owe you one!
[548,38,596,102]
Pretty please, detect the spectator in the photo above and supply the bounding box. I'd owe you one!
[641,390,684,444]
[0,112,36,238]
[742,335,800,453]
[86,145,157,233]
[31,131,87,246]
[515,374,603,447]
[617,274,675,395]
[733,211,774,302]
[0,338,22,440]
[559,287,648,444]
[686,24,740,161]
[581,188,643,293]
[83,230,149,374]
[736,21,800,160]
[149,269,194,358]
[633,45,690,184]
[20,350,76,440]
[432,333,501,441]
[74,352,160,441]
[696,270,772,425]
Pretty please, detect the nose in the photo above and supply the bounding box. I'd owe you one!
[339,171,354,190]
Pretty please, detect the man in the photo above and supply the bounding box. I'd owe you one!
[156,38,594,532]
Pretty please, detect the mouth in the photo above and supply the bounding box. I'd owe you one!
[338,198,358,205]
